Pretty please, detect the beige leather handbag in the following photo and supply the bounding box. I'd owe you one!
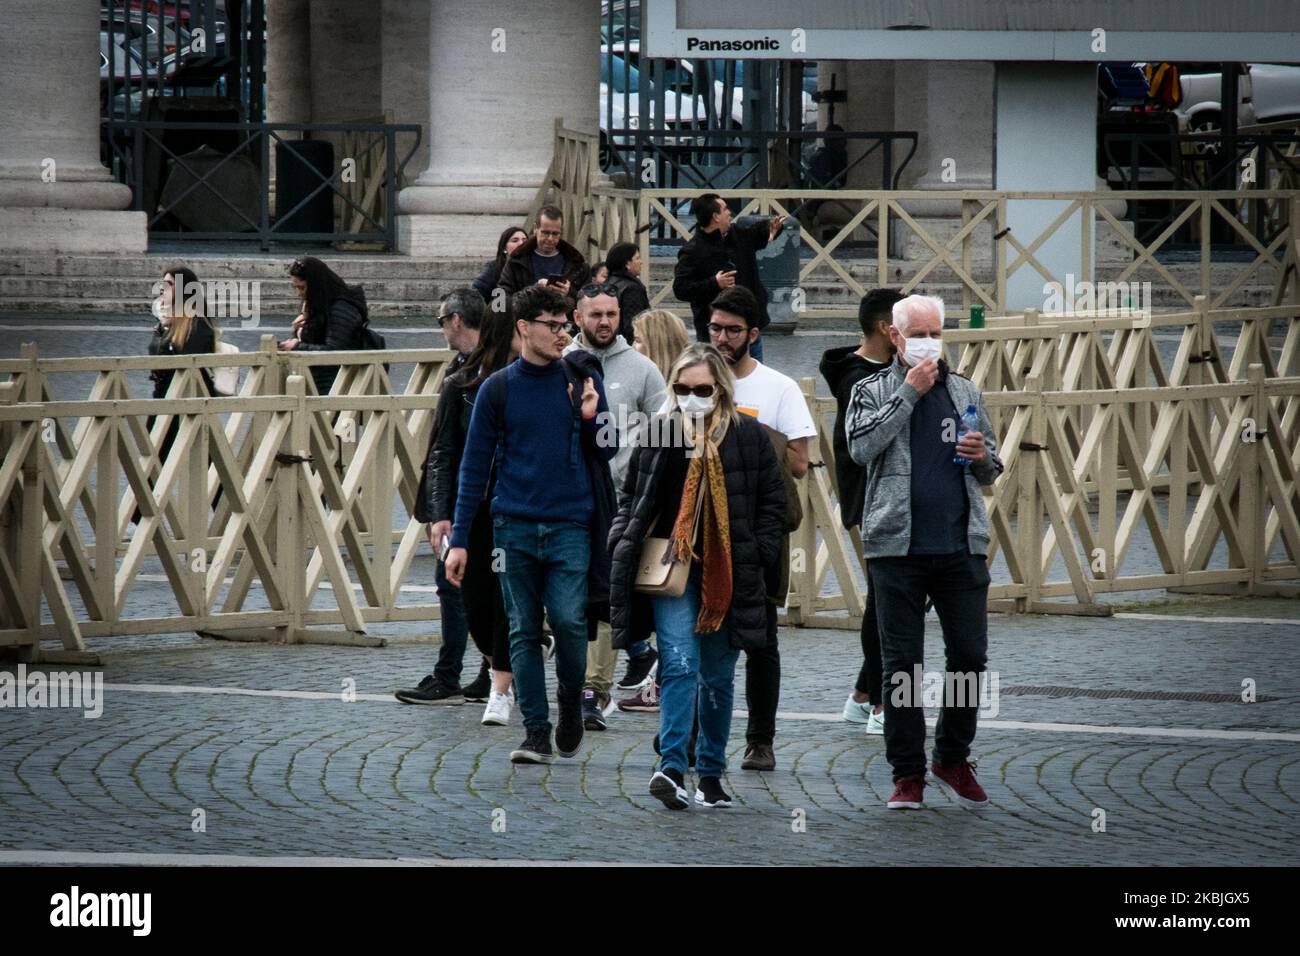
[634,486,705,598]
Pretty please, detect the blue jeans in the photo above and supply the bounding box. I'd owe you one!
[493,515,591,734]
[652,567,741,778]
[432,557,471,686]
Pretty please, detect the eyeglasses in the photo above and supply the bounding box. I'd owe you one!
[707,323,748,339]
[671,383,716,398]
[526,317,570,335]
[578,283,618,298]
[436,312,454,327]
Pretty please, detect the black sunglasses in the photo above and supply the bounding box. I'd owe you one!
[671,383,716,398]
[578,283,618,298]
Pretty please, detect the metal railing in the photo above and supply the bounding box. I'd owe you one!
[101,120,423,249]
[603,128,918,193]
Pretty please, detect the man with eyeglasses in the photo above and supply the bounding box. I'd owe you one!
[673,192,785,362]
[564,284,667,729]
[445,285,615,765]
[403,289,491,706]
[495,204,591,303]
[707,286,816,772]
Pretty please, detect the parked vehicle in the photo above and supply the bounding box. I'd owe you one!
[1175,63,1300,133]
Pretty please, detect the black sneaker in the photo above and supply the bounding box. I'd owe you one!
[510,728,553,764]
[617,648,659,690]
[649,767,690,810]
[460,660,491,703]
[556,699,584,757]
[394,676,463,705]
[581,690,607,731]
[695,776,733,808]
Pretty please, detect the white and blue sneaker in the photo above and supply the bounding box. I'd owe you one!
[842,693,874,723]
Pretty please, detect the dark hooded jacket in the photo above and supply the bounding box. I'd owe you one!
[608,412,785,652]
[295,284,369,394]
[819,345,889,529]
[495,235,590,298]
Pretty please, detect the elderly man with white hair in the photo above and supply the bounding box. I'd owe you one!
[844,294,1003,811]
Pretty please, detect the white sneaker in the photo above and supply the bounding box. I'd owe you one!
[865,707,885,736]
[842,694,874,723]
[481,689,513,726]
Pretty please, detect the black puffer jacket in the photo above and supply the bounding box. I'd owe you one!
[295,285,368,394]
[608,412,785,652]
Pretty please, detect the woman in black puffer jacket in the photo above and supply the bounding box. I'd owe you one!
[609,343,785,810]
[279,256,368,394]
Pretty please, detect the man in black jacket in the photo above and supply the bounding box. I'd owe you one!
[672,193,784,361]
[496,205,591,304]
[818,288,902,735]
[399,289,488,705]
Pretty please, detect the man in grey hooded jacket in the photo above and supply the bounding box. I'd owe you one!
[845,294,1003,812]
[564,284,667,727]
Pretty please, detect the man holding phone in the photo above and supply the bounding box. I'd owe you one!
[496,204,591,306]
[672,192,785,362]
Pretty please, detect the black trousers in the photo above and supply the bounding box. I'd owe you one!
[870,549,989,781]
[854,572,883,705]
[743,602,780,746]
[462,502,511,672]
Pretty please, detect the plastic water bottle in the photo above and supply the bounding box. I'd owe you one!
[953,403,979,467]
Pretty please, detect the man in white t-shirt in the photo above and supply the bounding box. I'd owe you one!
[707,286,816,771]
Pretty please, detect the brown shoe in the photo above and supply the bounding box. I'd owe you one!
[741,743,775,771]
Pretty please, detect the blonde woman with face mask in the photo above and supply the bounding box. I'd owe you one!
[607,344,786,810]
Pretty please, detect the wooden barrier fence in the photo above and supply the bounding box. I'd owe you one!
[2,315,1297,658]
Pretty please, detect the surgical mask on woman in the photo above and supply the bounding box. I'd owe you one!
[900,336,943,367]
[676,393,716,416]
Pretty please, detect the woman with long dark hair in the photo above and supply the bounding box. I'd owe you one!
[414,309,523,725]
[134,266,217,524]
[603,241,651,344]
[609,344,785,809]
[472,226,528,300]
[279,256,369,394]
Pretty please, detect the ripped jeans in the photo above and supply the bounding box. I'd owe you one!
[651,564,741,778]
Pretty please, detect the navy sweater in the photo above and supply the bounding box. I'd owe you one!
[449,356,613,549]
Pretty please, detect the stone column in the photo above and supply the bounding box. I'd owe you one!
[0,0,145,253]
[893,61,995,223]
[397,0,601,257]
[266,0,313,128]
[381,0,431,186]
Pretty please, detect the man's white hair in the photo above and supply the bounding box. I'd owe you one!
[892,294,945,335]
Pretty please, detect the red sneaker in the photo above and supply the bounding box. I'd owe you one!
[886,774,926,810]
[930,760,989,808]
[617,683,659,713]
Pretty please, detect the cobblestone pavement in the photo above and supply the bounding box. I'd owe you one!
[3,598,1298,866]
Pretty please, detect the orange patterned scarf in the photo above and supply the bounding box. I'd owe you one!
[671,416,732,632]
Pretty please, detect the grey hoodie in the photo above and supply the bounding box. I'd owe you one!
[564,333,667,487]
[844,360,1003,559]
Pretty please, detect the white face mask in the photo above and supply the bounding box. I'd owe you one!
[676,394,716,416]
[900,336,943,367]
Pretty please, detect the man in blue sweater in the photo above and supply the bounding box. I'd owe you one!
[445,285,615,765]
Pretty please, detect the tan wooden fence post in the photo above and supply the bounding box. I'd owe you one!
[1016,373,1045,611]
[276,374,307,643]
[1245,363,1267,594]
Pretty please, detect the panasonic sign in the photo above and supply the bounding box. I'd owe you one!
[685,36,783,52]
